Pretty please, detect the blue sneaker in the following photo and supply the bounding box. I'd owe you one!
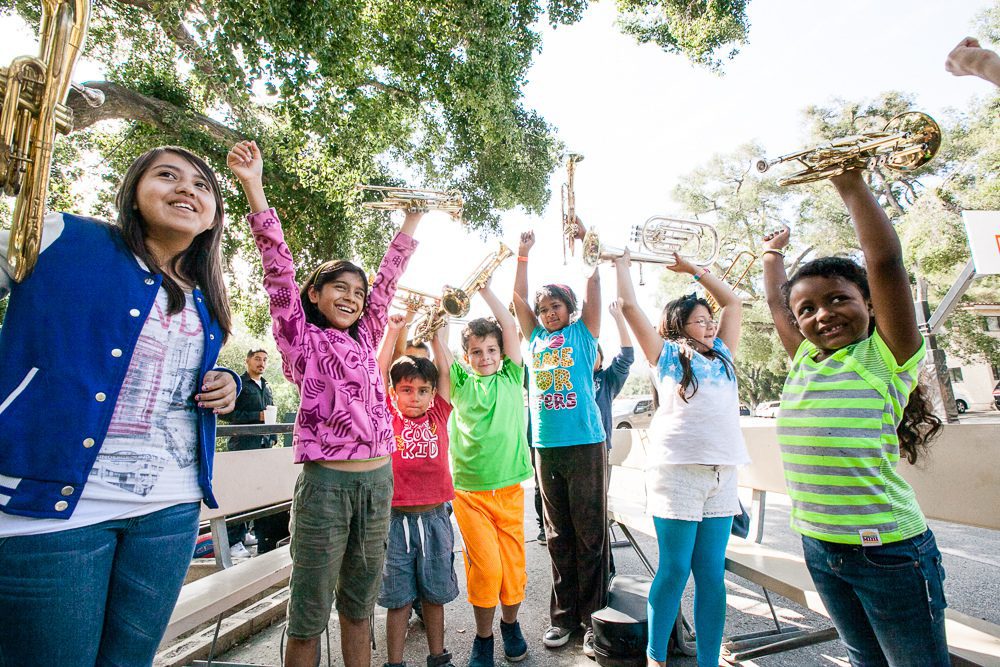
[468,634,494,667]
[500,620,527,662]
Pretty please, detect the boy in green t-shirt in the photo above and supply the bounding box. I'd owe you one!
[443,282,532,667]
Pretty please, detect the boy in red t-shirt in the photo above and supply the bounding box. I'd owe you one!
[376,316,458,667]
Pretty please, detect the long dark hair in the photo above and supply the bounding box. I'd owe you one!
[783,257,942,463]
[300,260,369,338]
[115,146,232,340]
[657,294,734,403]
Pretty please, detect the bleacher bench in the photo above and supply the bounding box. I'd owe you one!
[607,424,1000,666]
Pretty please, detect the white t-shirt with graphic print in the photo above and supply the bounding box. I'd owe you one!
[647,337,750,467]
[0,287,204,537]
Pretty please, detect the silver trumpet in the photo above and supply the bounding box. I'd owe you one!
[582,216,719,268]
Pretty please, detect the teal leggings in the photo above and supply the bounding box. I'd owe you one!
[646,515,733,665]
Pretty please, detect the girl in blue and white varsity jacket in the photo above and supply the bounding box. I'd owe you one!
[0,146,239,666]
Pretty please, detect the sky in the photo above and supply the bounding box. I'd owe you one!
[1,1,996,355]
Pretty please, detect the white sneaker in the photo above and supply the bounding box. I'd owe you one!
[242,532,259,547]
[230,542,251,559]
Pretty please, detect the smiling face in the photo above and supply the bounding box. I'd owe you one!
[788,275,872,356]
[464,333,503,377]
[393,376,435,419]
[134,152,217,253]
[308,270,366,330]
[537,296,571,332]
[681,304,719,352]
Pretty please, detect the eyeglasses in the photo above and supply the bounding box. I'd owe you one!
[684,318,718,329]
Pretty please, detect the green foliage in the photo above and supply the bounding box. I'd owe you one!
[615,0,750,70]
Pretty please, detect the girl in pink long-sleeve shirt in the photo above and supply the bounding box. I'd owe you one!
[228,141,425,667]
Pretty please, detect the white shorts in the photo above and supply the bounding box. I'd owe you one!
[646,464,740,522]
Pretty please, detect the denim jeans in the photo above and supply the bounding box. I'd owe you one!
[802,529,949,667]
[0,502,201,667]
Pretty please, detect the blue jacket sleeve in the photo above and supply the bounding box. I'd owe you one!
[605,347,634,399]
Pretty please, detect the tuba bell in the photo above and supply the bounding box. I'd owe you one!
[356,184,464,221]
[756,111,941,186]
[582,216,720,269]
[1,0,98,282]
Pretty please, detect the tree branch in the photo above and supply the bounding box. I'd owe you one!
[68,81,244,145]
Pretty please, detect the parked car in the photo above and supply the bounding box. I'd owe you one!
[754,400,781,418]
[739,404,752,416]
[612,396,654,430]
[952,388,970,414]
[994,381,1000,410]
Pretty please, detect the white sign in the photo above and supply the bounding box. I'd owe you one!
[962,211,1000,276]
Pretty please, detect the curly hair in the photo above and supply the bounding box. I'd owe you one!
[461,317,504,354]
[657,294,734,403]
[783,256,941,463]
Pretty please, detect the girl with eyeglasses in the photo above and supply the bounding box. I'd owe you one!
[613,250,748,667]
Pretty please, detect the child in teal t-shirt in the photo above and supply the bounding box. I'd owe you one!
[512,226,608,657]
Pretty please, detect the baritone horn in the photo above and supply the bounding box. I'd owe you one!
[411,242,513,344]
[705,250,757,313]
[1,0,101,282]
[560,153,584,264]
[393,285,443,319]
[582,216,720,269]
[756,111,941,186]
[356,184,464,221]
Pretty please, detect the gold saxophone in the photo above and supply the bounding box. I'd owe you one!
[1,1,100,282]
[411,242,513,344]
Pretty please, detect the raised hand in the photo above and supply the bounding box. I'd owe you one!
[612,248,631,269]
[763,226,790,251]
[945,36,1000,85]
[518,230,535,256]
[227,140,263,184]
[609,299,625,322]
[665,252,698,276]
[387,313,407,333]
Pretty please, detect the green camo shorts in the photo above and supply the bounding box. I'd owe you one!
[286,461,393,638]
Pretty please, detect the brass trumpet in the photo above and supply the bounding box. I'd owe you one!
[356,184,464,221]
[756,111,941,186]
[411,242,513,344]
[1,0,98,282]
[393,285,443,318]
[705,250,757,313]
[560,153,584,264]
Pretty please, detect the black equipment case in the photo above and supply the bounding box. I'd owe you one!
[591,574,653,667]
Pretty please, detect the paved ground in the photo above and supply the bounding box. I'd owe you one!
[218,476,999,667]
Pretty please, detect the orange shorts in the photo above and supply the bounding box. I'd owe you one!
[452,484,527,608]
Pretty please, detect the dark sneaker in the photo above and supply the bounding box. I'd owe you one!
[468,634,494,667]
[542,626,573,648]
[384,663,407,667]
[427,650,454,667]
[582,628,596,659]
[536,529,547,545]
[500,620,528,662]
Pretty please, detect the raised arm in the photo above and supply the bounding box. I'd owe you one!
[393,308,418,362]
[831,170,921,364]
[513,231,540,337]
[670,253,743,355]
[377,313,407,388]
[946,37,1000,87]
[614,252,664,365]
[480,281,522,366]
[431,322,452,402]
[762,227,804,358]
[610,299,633,349]
[228,141,308,380]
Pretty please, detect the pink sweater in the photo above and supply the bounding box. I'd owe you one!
[247,208,417,462]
